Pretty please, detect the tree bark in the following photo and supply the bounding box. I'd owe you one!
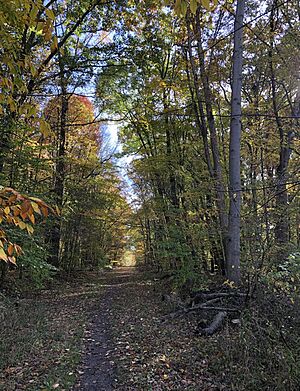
[227,0,246,284]
[198,311,227,336]
[185,12,228,273]
[268,1,297,250]
[48,79,68,267]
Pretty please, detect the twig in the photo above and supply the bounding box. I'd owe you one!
[200,306,240,312]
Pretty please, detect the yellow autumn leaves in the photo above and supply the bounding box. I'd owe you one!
[174,0,218,16]
[0,187,55,265]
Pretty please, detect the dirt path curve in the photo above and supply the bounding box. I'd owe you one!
[73,267,141,391]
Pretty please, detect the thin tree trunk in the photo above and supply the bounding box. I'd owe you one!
[193,11,228,271]
[268,1,293,248]
[260,147,271,246]
[185,25,213,176]
[227,0,246,284]
[48,81,68,267]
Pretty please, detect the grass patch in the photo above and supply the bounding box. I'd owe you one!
[0,275,102,391]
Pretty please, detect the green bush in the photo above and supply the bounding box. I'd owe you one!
[5,226,57,287]
[262,251,300,299]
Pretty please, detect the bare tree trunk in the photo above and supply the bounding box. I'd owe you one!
[268,5,289,246]
[185,24,213,176]
[185,11,228,273]
[268,1,297,250]
[260,147,271,246]
[48,80,68,267]
[227,0,246,285]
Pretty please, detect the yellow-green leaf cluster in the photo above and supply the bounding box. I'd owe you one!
[0,0,56,116]
[173,0,218,16]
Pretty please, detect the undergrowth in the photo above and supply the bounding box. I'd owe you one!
[0,277,91,391]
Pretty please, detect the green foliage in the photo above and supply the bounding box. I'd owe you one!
[261,251,300,299]
[19,240,56,288]
[173,0,217,16]
[173,259,210,295]
[6,226,56,287]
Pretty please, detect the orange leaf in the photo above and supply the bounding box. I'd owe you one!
[20,211,27,220]
[41,205,49,217]
[13,207,20,217]
[7,244,14,256]
[14,244,22,256]
[8,195,17,203]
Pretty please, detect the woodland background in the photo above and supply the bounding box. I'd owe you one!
[0,0,300,389]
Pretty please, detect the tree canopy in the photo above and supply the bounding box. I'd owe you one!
[1,0,300,389]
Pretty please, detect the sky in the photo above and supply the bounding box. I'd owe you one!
[105,122,136,203]
[106,122,119,147]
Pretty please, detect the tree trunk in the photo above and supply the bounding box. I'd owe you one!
[268,1,297,250]
[186,12,228,273]
[48,82,68,267]
[227,0,246,285]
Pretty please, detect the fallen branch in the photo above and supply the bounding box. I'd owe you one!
[198,311,228,336]
[190,291,247,305]
[201,292,247,298]
[200,306,240,313]
[162,298,221,321]
[188,298,222,311]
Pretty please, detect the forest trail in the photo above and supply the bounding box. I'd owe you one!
[2,267,300,390]
[72,267,224,391]
[73,267,139,390]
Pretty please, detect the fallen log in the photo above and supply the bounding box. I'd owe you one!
[198,311,227,336]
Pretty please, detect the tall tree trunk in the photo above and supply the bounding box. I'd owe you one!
[268,1,296,250]
[194,11,228,258]
[48,81,68,267]
[185,26,213,176]
[186,11,228,273]
[227,0,245,284]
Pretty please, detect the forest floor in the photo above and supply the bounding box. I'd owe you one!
[1,267,300,390]
[1,267,228,390]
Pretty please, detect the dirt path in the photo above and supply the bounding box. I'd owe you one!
[73,287,115,390]
[1,267,226,390]
[73,267,143,390]
[73,267,225,390]
[2,268,300,390]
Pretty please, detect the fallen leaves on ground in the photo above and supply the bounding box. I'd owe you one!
[101,269,226,390]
